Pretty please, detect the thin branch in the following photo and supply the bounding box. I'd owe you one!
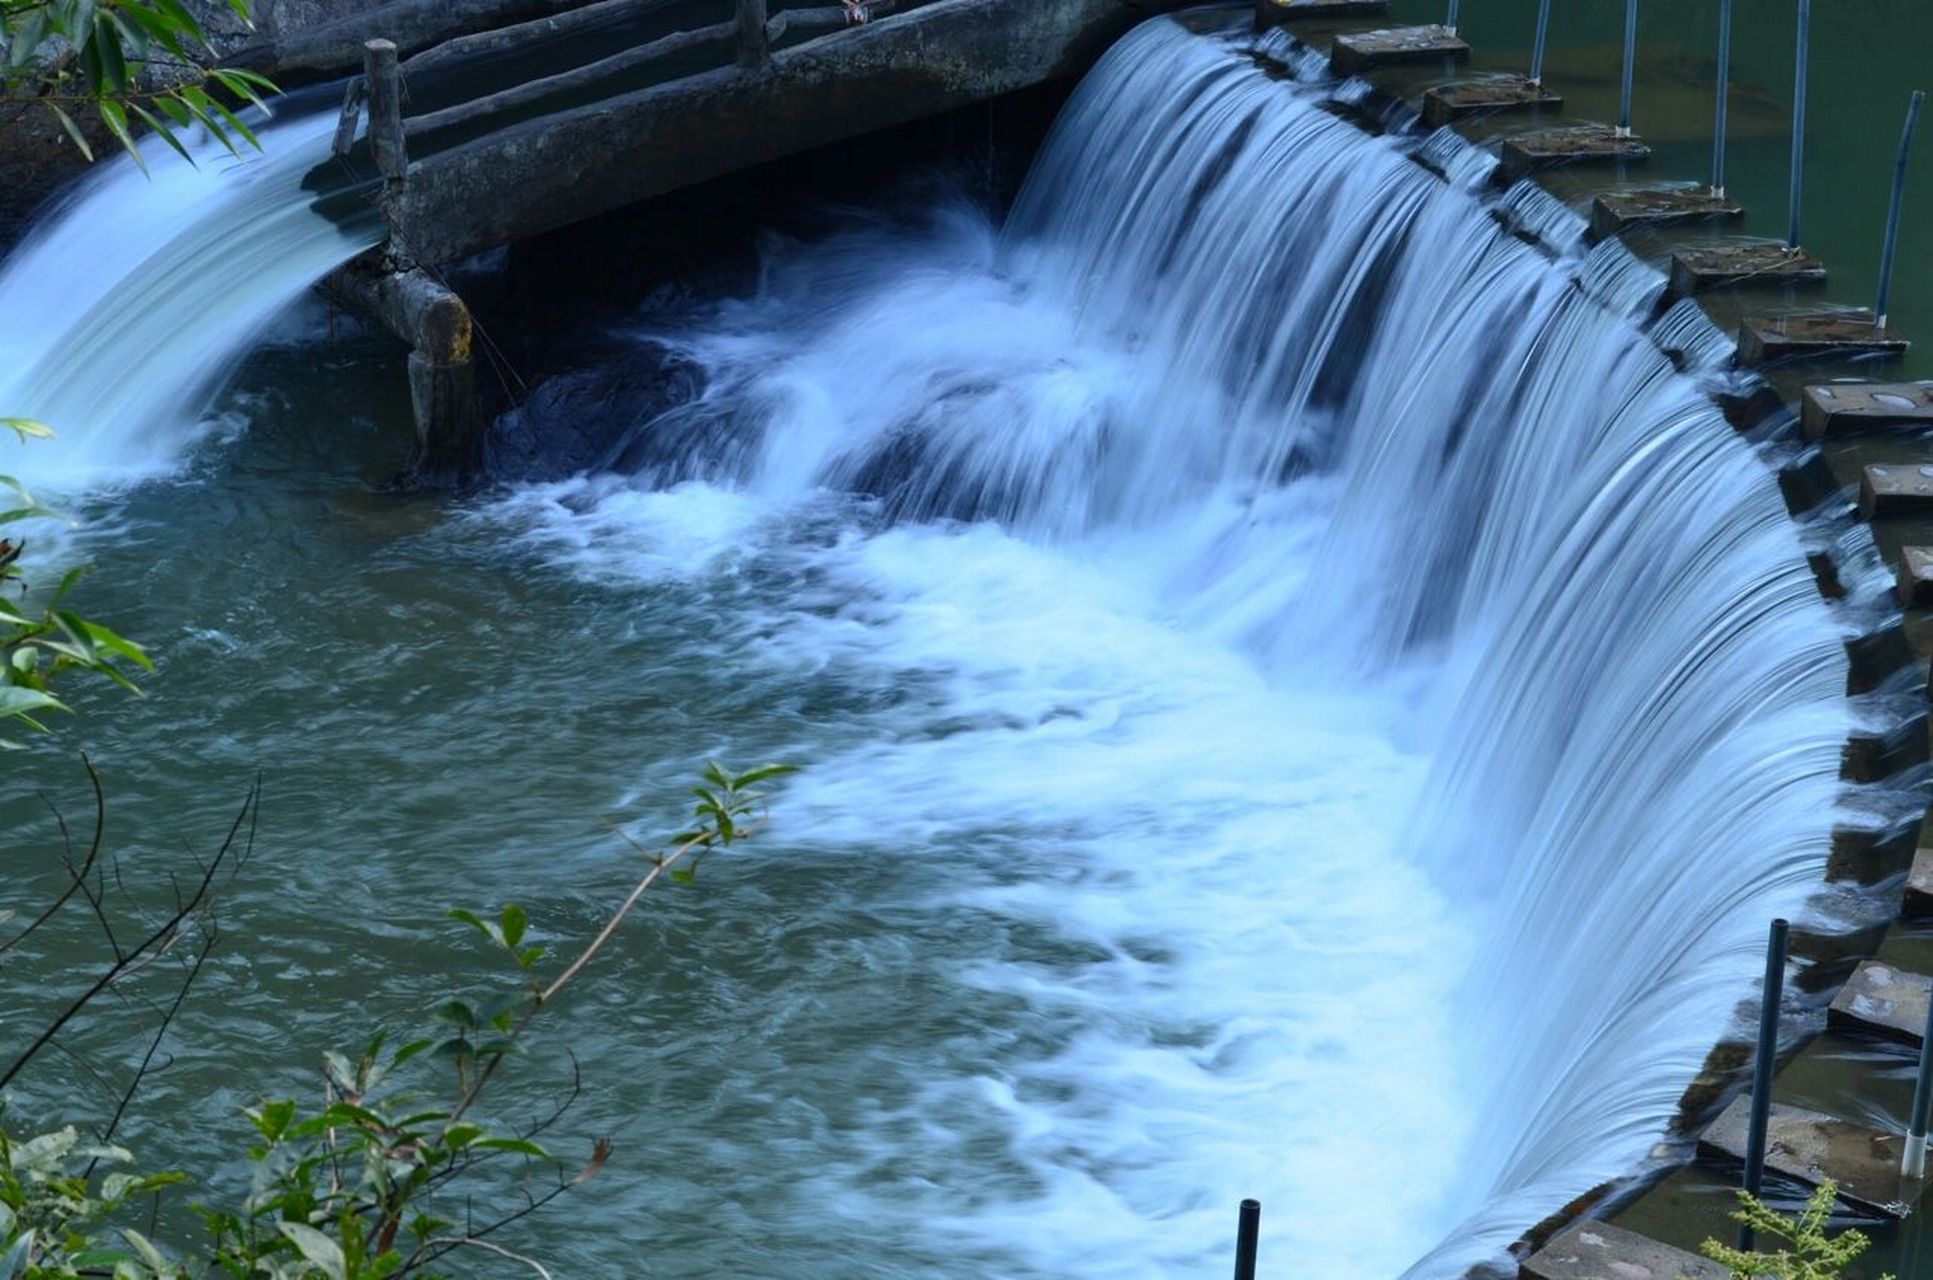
[424,1238,553,1279]
[2,757,109,956]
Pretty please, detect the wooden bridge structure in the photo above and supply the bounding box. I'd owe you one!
[309,0,1171,479]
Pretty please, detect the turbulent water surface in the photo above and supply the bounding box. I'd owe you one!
[0,12,1866,1278]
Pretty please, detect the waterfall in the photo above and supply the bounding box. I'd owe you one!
[0,104,374,489]
[0,8,1865,1276]
[485,14,1855,1274]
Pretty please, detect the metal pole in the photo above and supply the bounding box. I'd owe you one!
[1710,0,1733,196]
[1445,0,1458,36]
[1618,0,1639,136]
[1787,0,1810,249]
[1875,90,1926,330]
[1233,1199,1260,1280]
[1529,0,1551,87]
[1903,976,1933,1178]
[1737,918,1789,1252]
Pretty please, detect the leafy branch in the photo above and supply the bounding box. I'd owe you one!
[1701,1180,1895,1280]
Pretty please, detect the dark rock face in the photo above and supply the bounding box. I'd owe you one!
[0,101,100,243]
[483,341,709,481]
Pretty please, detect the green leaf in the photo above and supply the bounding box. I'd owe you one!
[390,1038,435,1068]
[95,100,141,171]
[0,419,51,440]
[45,104,93,161]
[733,762,800,787]
[433,1000,476,1028]
[7,9,48,68]
[276,1222,346,1280]
[129,104,194,166]
[249,1098,297,1142]
[472,1137,549,1159]
[118,1227,171,1273]
[1,1229,35,1280]
[0,686,64,719]
[499,903,527,949]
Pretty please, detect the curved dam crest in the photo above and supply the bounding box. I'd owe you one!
[0,8,1856,1277]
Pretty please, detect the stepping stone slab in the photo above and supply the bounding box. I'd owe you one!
[1699,1096,1929,1218]
[1330,24,1468,74]
[1899,547,1933,609]
[1520,1218,1727,1280]
[1258,0,1387,22]
[1500,125,1649,181]
[1803,382,1933,441]
[1740,312,1909,365]
[1590,187,1744,241]
[1422,76,1561,128]
[1905,843,1933,916]
[1860,462,1933,517]
[1669,243,1825,297]
[1828,959,1932,1046]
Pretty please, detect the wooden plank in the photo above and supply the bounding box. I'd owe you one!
[1520,1219,1727,1280]
[1330,25,1467,75]
[1698,1096,1930,1218]
[1668,242,1825,297]
[1802,382,1933,440]
[1828,959,1931,1046]
[1422,76,1560,128]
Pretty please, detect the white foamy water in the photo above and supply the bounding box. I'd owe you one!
[471,17,1853,1274]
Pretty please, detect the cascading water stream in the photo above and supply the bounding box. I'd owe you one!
[0,9,1866,1277]
[0,103,373,488]
[484,15,1854,1273]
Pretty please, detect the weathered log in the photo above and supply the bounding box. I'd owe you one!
[402,0,676,76]
[404,20,733,139]
[735,0,770,68]
[392,0,1171,265]
[365,40,409,181]
[320,258,472,363]
[408,351,483,481]
[332,76,367,157]
[224,0,588,80]
[766,0,898,41]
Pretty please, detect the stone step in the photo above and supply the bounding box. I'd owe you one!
[1860,462,1933,518]
[1900,547,1933,609]
[1519,1218,1727,1280]
[1422,76,1561,128]
[1843,712,1929,781]
[1589,187,1743,241]
[1740,311,1910,365]
[1827,959,1931,1046]
[1827,820,1917,886]
[1698,1096,1930,1218]
[1905,843,1933,916]
[1802,382,1933,441]
[1330,24,1468,75]
[1257,0,1387,23]
[1499,124,1649,182]
[1668,243,1826,297]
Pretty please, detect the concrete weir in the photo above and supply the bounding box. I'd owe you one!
[1668,242,1825,297]
[1699,1098,1933,1219]
[1801,381,1933,439]
[1589,187,1742,242]
[1740,312,1910,365]
[1520,1220,1725,1280]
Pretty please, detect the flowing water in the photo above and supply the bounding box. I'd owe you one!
[0,10,1874,1277]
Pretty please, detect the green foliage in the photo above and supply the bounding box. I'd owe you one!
[0,0,277,167]
[1700,1180,1894,1280]
[1,762,796,1278]
[0,425,150,748]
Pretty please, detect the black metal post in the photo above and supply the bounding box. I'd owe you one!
[1787,0,1810,249]
[1737,918,1789,1252]
[1617,0,1638,136]
[1233,1199,1260,1280]
[1903,971,1933,1178]
[1529,0,1551,87]
[1875,90,1926,330]
[1710,0,1733,195]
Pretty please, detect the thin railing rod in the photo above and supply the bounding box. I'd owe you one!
[1737,918,1789,1252]
[1875,89,1926,329]
[1710,0,1733,196]
[1617,0,1638,136]
[1529,0,1551,87]
[1445,0,1458,35]
[1787,0,1810,249]
[1903,971,1933,1178]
